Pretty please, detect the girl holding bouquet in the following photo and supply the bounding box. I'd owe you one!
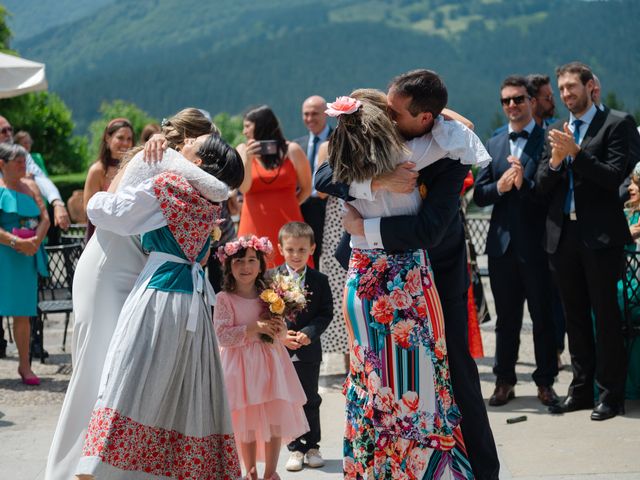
[214,235,309,480]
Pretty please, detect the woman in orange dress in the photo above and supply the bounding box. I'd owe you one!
[237,105,312,267]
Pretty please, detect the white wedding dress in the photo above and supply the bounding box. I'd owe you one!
[44,149,228,480]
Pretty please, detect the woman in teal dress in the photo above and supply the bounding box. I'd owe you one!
[0,143,49,385]
[617,172,640,399]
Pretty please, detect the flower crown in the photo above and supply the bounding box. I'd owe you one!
[217,235,273,262]
[325,96,362,117]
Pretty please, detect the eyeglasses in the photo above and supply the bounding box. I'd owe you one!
[500,95,529,106]
[0,126,13,135]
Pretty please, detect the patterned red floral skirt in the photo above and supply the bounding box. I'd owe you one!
[342,248,474,479]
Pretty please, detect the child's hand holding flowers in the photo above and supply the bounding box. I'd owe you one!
[251,312,285,342]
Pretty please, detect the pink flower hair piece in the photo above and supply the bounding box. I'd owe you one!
[325,96,362,117]
[217,235,273,263]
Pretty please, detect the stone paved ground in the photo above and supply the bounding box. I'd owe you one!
[1,276,640,479]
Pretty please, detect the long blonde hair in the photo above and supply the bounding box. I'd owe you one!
[162,108,220,150]
[328,88,406,184]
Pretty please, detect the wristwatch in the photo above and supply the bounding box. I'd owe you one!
[9,235,16,248]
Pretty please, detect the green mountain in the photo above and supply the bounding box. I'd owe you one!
[4,0,114,43]
[10,0,640,138]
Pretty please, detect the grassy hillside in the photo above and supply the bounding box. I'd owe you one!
[12,0,640,138]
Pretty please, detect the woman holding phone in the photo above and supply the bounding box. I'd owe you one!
[237,105,312,267]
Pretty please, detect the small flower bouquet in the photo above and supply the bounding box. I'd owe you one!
[258,272,308,343]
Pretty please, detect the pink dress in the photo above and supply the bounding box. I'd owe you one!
[214,291,309,455]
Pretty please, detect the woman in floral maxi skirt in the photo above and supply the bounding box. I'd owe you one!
[321,91,490,479]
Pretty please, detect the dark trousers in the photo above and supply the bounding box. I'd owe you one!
[488,246,558,387]
[300,197,326,268]
[549,220,627,405]
[207,256,224,293]
[287,361,321,453]
[551,286,566,352]
[442,293,500,480]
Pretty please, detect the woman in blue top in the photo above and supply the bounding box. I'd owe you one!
[0,143,49,385]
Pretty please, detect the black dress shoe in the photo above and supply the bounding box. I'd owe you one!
[548,395,593,414]
[591,402,625,421]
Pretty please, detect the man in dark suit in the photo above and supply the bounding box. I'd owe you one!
[316,69,499,480]
[274,222,333,472]
[536,62,631,420]
[474,75,559,407]
[492,74,556,137]
[592,75,640,202]
[294,96,332,268]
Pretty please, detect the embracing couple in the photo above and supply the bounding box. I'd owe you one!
[316,70,500,480]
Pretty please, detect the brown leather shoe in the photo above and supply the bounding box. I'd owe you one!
[537,386,560,406]
[489,384,515,406]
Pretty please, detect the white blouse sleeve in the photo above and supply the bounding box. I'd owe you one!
[119,148,229,202]
[86,179,167,236]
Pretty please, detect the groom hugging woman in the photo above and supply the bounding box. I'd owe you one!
[316,69,500,480]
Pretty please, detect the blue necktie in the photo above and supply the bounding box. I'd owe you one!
[309,135,320,171]
[563,119,584,215]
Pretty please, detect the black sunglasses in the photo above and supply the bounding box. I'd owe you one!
[500,95,529,106]
[0,126,13,135]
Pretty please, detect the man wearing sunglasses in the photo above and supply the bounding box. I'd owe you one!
[474,75,559,408]
[526,74,557,129]
[536,62,631,421]
[0,115,70,231]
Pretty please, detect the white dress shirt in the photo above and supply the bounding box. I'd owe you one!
[508,118,536,158]
[346,117,491,249]
[565,103,598,213]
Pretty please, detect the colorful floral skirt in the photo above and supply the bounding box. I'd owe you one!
[342,249,473,479]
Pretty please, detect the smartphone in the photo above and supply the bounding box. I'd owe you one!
[258,140,278,156]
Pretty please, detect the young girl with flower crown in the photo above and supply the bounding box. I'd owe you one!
[214,235,309,480]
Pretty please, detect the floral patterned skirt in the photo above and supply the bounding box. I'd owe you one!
[342,249,473,479]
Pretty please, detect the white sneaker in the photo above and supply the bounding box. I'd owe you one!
[285,451,304,471]
[305,448,325,468]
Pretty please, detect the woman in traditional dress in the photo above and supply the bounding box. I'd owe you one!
[75,135,243,479]
[324,90,489,479]
[45,109,240,480]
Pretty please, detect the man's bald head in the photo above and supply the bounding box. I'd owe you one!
[302,95,327,136]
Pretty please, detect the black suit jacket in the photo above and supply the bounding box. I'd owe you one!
[535,108,632,254]
[473,124,547,260]
[606,108,640,202]
[270,265,333,363]
[315,158,471,301]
